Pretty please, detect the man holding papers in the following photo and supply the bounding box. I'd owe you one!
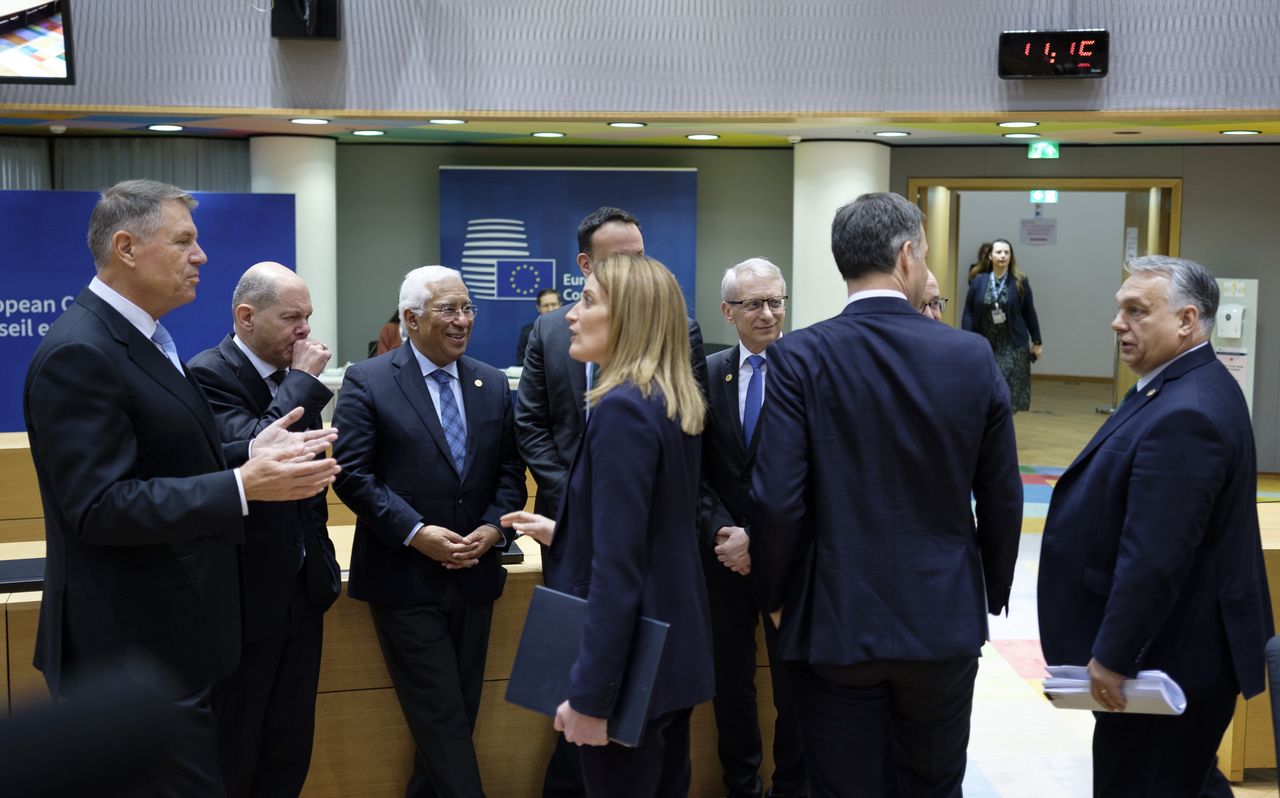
[1038,256,1272,797]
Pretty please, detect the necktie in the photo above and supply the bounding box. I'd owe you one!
[151,322,183,373]
[266,368,287,396]
[742,355,765,447]
[430,370,467,474]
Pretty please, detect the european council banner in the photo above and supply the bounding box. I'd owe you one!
[0,190,295,432]
[439,167,697,369]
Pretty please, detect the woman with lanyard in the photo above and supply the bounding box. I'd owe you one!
[962,238,1043,411]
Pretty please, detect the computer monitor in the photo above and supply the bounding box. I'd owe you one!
[0,0,75,85]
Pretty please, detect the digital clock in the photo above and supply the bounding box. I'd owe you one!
[998,29,1109,79]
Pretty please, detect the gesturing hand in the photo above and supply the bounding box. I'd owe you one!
[252,406,338,461]
[500,511,556,546]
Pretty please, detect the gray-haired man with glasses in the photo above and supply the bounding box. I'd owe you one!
[920,270,949,321]
[698,257,807,798]
[332,265,527,797]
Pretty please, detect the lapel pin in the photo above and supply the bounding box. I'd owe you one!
[725,373,733,382]
[474,379,483,388]
[1146,388,1157,398]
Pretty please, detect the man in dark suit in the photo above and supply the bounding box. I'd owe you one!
[1038,256,1272,797]
[749,192,1023,797]
[699,257,806,798]
[188,261,342,796]
[22,179,340,795]
[332,265,526,798]
[516,206,708,798]
[516,287,562,366]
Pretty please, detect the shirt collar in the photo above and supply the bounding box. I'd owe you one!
[1136,341,1209,391]
[231,335,281,380]
[845,288,908,307]
[409,340,460,380]
[737,339,774,368]
[88,276,158,340]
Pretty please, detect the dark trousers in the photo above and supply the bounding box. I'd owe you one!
[1093,693,1237,798]
[578,708,693,798]
[707,582,807,797]
[149,684,225,797]
[543,734,587,798]
[214,575,325,797]
[787,658,978,798]
[370,589,494,798]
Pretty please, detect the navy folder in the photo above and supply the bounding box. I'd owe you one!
[505,585,669,747]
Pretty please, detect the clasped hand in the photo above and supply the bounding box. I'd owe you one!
[411,524,501,569]
[715,526,751,575]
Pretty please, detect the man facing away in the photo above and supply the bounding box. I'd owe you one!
[23,179,339,795]
[188,261,343,796]
[333,265,526,797]
[749,192,1022,798]
[1038,255,1272,797]
[699,257,807,798]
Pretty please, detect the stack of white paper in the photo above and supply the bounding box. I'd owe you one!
[1042,665,1186,715]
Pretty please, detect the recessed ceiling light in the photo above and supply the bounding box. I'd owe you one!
[1220,129,1260,136]
[874,131,910,138]
[997,121,1039,129]
[352,130,385,137]
[428,119,466,125]
[1003,132,1040,139]
[531,132,565,138]
[609,122,647,128]
[290,118,329,125]
[686,134,720,141]
[147,124,184,132]
[1113,131,1142,135]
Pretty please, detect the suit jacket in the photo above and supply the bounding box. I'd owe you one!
[23,288,249,699]
[331,344,527,606]
[961,272,1043,349]
[698,344,765,592]
[545,384,715,720]
[515,304,709,522]
[1038,345,1272,701]
[516,321,534,366]
[749,296,1023,665]
[187,334,341,642]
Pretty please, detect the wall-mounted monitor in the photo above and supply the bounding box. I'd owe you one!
[0,0,75,85]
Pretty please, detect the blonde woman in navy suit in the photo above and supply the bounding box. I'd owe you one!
[503,254,714,797]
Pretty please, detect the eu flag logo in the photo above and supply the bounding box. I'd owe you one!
[494,259,556,299]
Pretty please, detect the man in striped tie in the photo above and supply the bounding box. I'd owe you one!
[333,265,527,798]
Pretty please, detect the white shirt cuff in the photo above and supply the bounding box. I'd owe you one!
[404,521,424,546]
[233,468,249,516]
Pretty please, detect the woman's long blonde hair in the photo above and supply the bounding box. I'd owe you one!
[585,254,706,435]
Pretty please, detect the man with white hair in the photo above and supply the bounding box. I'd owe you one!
[699,258,806,798]
[1039,255,1271,797]
[333,266,527,798]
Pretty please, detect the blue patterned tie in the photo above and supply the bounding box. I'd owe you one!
[742,354,764,447]
[430,370,467,473]
[151,322,183,373]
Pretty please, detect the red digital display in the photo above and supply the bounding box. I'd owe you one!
[999,30,1108,79]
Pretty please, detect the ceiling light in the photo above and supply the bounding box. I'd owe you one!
[1113,131,1142,135]
[686,134,720,141]
[147,124,184,132]
[1003,132,1040,139]
[609,122,646,128]
[874,131,909,138]
[1220,129,1260,136]
[428,119,466,125]
[531,132,565,138]
[352,130,385,137]
[290,118,329,125]
[998,121,1039,129]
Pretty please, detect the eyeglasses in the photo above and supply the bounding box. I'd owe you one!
[726,296,788,313]
[423,304,479,320]
[924,297,949,313]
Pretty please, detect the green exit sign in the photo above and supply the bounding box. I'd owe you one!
[1028,140,1061,159]
[1029,190,1059,203]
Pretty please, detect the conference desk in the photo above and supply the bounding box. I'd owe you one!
[0,432,779,798]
